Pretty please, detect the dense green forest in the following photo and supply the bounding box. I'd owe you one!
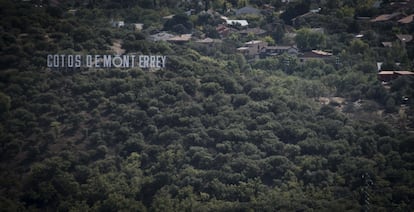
[1,0,414,211]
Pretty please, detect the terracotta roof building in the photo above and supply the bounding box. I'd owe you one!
[216,25,237,37]
[378,70,414,82]
[398,14,414,24]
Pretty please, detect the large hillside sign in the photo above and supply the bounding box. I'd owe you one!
[47,54,167,69]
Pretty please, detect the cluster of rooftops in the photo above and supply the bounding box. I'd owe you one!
[235,40,335,64]
[367,2,414,82]
[140,6,336,62]
[108,2,414,82]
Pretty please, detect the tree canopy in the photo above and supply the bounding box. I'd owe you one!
[0,0,414,211]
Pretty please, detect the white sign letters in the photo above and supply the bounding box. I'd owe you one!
[47,54,167,69]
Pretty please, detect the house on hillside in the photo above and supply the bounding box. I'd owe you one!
[370,12,402,22]
[237,47,251,56]
[235,6,261,16]
[111,20,125,28]
[149,32,175,42]
[226,19,249,27]
[237,40,268,57]
[216,24,237,37]
[239,27,266,36]
[133,23,144,31]
[195,37,222,46]
[378,70,414,82]
[167,34,192,44]
[398,14,414,24]
[194,37,223,50]
[220,15,249,28]
[298,50,333,63]
[260,46,298,58]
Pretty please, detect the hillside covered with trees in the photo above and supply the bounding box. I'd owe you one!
[1,0,414,211]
